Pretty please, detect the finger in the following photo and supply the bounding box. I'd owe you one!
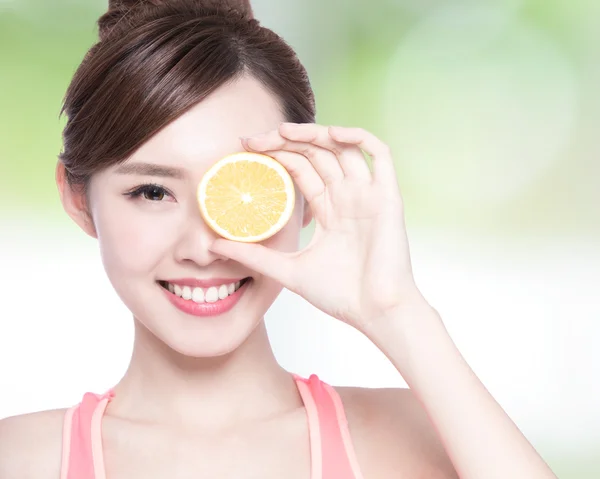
[328,126,399,190]
[278,122,372,180]
[245,129,344,186]
[241,137,325,205]
[259,149,325,205]
[208,238,295,288]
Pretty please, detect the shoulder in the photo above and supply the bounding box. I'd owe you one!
[334,385,458,479]
[0,408,69,479]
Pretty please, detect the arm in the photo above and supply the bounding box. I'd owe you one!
[0,411,64,479]
[207,122,559,479]
[363,293,557,479]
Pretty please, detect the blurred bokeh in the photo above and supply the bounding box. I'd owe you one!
[1,0,598,477]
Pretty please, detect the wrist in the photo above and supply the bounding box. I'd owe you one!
[364,287,438,336]
[361,291,449,376]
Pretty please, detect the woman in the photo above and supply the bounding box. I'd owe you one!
[0,1,557,478]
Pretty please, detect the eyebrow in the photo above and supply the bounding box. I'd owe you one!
[115,162,186,179]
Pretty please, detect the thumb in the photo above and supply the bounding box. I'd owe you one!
[209,239,295,287]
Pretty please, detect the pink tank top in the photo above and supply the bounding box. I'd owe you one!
[59,374,364,479]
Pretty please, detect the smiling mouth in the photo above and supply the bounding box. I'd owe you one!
[157,277,252,304]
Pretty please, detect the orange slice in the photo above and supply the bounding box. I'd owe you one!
[197,152,295,243]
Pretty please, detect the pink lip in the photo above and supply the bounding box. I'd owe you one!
[162,277,248,288]
[160,279,251,317]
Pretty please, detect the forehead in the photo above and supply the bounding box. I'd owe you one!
[128,76,285,168]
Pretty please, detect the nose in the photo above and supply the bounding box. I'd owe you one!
[172,202,229,267]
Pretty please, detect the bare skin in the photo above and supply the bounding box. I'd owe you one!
[0,76,555,478]
[0,384,455,478]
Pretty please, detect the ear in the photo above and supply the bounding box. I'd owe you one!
[55,162,98,238]
[301,197,313,228]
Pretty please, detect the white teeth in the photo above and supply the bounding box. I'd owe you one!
[218,284,229,299]
[181,286,192,300]
[192,287,204,303]
[165,279,248,303]
[205,286,219,303]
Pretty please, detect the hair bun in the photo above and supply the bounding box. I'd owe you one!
[107,0,161,8]
[99,0,254,42]
[107,0,253,12]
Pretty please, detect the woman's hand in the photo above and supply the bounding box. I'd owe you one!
[209,122,426,331]
[210,123,560,479]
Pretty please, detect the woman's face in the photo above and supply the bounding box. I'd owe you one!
[77,76,310,357]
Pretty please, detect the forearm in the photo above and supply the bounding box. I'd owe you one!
[364,296,557,479]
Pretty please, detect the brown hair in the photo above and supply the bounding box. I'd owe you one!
[59,0,315,191]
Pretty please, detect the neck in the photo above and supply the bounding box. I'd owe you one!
[110,318,301,431]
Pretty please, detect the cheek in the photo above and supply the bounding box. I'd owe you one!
[94,201,177,276]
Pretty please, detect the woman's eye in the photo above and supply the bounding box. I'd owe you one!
[125,184,173,202]
[143,185,166,201]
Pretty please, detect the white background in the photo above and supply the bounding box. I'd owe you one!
[1,216,598,461]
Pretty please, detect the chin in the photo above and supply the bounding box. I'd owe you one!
[163,321,262,358]
[128,277,282,359]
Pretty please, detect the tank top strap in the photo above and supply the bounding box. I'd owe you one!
[293,374,364,479]
[60,389,114,479]
[61,379,363,479]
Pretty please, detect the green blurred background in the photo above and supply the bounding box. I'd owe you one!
[1,0,598,476]
[2,0,600,233]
